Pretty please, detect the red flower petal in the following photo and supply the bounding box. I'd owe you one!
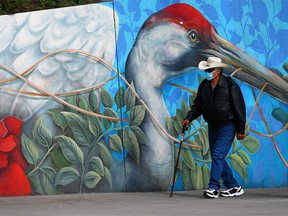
[9,136,28,171]
[0,135,16,152]
[0,120,7,138]
[0,151,9,168]
[1,116,28,171]
[2,116,23,136]
[0,163,31,196]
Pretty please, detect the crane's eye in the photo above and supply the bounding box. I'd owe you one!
[188,30,199,44]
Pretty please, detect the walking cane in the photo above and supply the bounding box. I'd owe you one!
[169,124,187,197]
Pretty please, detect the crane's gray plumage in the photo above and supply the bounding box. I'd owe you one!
[0,4,118,121]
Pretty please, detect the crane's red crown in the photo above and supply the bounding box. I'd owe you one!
[142,3,216,43]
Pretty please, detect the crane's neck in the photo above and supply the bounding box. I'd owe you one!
[130,69,169,124]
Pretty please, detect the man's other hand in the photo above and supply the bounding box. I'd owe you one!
[237,134,245,140]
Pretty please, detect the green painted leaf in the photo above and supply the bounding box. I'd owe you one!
[87,116,103,139]
[173,118,182,135]
[191,163,203,189]
[232,137,237,153]
[39,167,57,195]
[166,117,178,138]
[229,153,248,181]
[181,99,190,118]
[66,95,78,113]
[104,167,113,190]
[98,143,113,168]
[89,90,99,113]
[283,62,288,72]
[272,108,288,125]
[238,150,252,166]
[123,128,140,165]
[108,134,122,153]
[129,105,145,126]
[54,135,84,165]
[32,117,52,148]
[115,86,125,110]
[130,126,148,145]
[201,164,210,189]
[78,96,88,111]
[203,152,211,161]
[84,171,101,189]
[190,140,202,159]
[55,167,80,186]
[244,125,249,136]
[198,74,205,84]
[176,109,184,128]
[103,108,119,129]
[182,148,196,170]
[39,167,57,183]
[117,129,123,141]
[101,88,113,108]
[194,134,201,144]
[199,128,209,156]
[28,174,44,195]
[182,162,193,190]
[242,136,260,154]
[103,119,111,130]
[62,112,93,147]
[21,133,40,165]
[48,108,67,131]
[189,94,196,107]
[90,157,104,176]
[51,145,71,169]
[124,82,136,111]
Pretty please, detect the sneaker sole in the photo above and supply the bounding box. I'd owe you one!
[203,193,219,199]
[220,189,244,197]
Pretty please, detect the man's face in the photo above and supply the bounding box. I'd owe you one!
[205,68,221,80]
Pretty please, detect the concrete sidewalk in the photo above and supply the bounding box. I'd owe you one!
[0,188,287,216]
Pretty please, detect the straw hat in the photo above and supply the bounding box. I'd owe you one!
[198,57,229,71]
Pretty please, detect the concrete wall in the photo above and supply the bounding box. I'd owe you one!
[0,0,287,196]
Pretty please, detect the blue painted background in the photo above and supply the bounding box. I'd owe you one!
[112,0,288,189]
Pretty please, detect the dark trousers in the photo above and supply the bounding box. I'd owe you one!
[208,122,238,190]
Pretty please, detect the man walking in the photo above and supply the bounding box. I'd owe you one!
[182,57,246,198]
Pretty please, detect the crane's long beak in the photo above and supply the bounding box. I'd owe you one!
[202,28,288,104]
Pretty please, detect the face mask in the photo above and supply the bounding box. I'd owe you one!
[205,71,216,80]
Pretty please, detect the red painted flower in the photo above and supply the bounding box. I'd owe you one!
[0,116,31,196]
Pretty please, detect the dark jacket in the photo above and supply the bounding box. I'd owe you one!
[185,74,246,134]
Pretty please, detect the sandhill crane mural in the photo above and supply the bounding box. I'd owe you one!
[0,1,287,196]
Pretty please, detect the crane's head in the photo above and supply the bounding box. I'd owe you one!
[132,3,288,104]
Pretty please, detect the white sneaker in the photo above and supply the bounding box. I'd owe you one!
[203,188,219,198]
[220,185,244,197]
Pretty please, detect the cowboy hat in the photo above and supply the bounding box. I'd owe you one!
[198,57,229,71]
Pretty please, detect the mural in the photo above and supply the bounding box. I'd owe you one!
[0,0,287,196]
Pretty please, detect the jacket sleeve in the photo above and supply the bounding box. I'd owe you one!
[184,81,205,122]
[230,80,246,134]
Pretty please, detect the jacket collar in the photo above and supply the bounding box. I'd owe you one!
[217,74,226,88]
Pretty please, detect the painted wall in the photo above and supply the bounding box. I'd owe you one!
[0,0,287,196]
